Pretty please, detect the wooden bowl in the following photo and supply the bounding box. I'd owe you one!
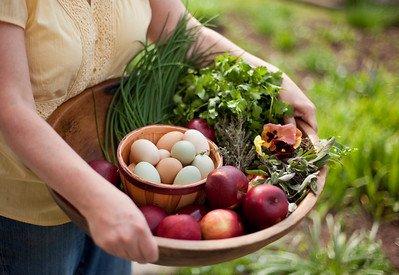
[47,79,327,266]
[117,125,222,213]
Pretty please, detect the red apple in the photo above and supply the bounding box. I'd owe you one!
[156,214,201,240]
[187,118,216,142]
[176,204,207,222]
[139,205,167,234]
[200,209,244,240]
[88,159,120,186]
[243,184,288,230]
[205,166,249,209]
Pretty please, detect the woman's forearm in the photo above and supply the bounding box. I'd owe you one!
[0,101,116,216]
[0,18,158,263]
[195,26,280,72]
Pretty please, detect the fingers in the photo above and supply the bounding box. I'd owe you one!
[284,105,317,133]
[120,220,158,263]
[279,76,318,132]
[95,235,132,261]
[298,103,317,133]
[284,116,296,127]
[123,243,146,264]
[137,225,159,263]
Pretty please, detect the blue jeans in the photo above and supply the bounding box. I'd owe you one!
[0,216,131,275]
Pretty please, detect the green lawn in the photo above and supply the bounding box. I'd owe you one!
[179,0,399,273]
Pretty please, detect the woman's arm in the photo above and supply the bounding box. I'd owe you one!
[0,22,158,263]
[147,0,317,131]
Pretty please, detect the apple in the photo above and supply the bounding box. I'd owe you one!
[156,214,201,240]
[205,166,249,209]
[243,184,288,230]
[139,205,167,234]
[176,204,207,222]
[200,209,244,240]
[187,118,216,142]
[88,159,120,186]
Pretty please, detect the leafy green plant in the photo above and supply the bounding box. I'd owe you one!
[346,1,399,30]
[273,29,298,52]
[310,69,399,220]
[298,46,337,75]
[248,4,301,53]
[186,0,224,28]
[178,213,395,274]
[214,116,256,171]
[318,25,356,47]
[251,4,295,37]
[103,15,204,162]
[173,54,292,134]
[249,137,349,205]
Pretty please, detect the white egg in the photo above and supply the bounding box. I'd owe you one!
[183,129,210,155]
[134,162,161,183]
[192,155,215,179]
[171,141,196,165]
[158,149,171,160]
[173,166,202,185]
[129,139,159,165]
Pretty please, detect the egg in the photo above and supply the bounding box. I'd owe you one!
[171,140,196,165]
[192,155,215,179]
[156,158,183,184]
[134,162,161,183]
[130,139,159,165]
[156,131,184,151]
[173,166,202,185]
[158,149,171,160]
[183,129,210,155]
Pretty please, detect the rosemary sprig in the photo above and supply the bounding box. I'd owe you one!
[215,116,257,171]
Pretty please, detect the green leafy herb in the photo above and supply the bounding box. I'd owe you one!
[214,116,256,170]
[173,54,292,135]
[248,137,351,204]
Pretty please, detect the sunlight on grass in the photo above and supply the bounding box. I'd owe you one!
[178,213,395,274]
[183,0,399,272]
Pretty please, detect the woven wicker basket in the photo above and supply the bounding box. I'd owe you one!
[117,124,222,213]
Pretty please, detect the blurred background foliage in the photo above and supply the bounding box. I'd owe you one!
[178,213,395,274]
[178,0,399,273]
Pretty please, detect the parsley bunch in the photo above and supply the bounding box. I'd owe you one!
[173,54,292,134]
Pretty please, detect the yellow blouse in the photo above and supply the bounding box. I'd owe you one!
[0,0,152,226]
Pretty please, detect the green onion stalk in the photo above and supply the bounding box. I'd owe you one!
[103,15,206,163]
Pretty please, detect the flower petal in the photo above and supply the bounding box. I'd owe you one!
[254,135,265,156]
[294,128,302,149]
[261,123,298,146]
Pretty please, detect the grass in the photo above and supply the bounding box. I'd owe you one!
[299,45,337,75]
[182,0,399,272]
[178,213,395,274]
[187,0,399,222]
[311,68,399,220]
[346,1,399,31]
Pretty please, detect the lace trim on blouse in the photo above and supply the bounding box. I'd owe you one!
[90,0,116,86]
[36,0,115,119]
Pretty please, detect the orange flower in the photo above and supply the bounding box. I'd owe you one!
[261,123,302,158]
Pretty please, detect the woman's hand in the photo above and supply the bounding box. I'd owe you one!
[82,186,159,263]
[280,75,317,132]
